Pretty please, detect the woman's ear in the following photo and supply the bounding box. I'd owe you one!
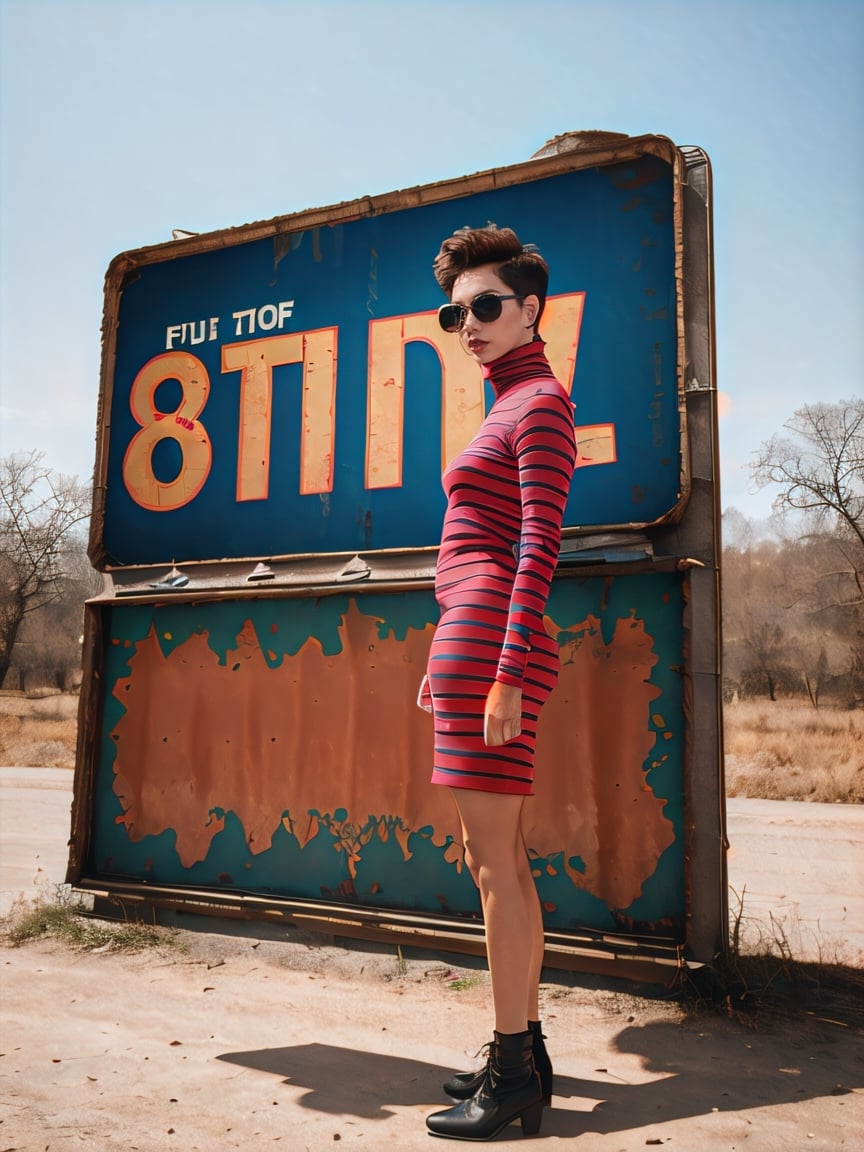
[523,294,540,329]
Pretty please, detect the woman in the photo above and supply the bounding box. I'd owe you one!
[423,226,577,1141]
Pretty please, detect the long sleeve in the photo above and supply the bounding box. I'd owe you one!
[496,390,577,686]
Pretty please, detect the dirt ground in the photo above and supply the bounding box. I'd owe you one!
[2,919,863,1152]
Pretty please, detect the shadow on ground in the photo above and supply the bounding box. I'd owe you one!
[219,1015,860,1138]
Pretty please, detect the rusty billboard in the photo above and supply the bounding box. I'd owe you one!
[70,132,724,979]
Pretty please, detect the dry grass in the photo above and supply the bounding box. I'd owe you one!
[0,691,78,768]
[683,887,864,1029]
[1,884,182,953]
[724,699,864,803]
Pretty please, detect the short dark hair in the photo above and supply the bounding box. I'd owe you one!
[433,225,549,331]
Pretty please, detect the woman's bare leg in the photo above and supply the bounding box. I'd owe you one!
[519,829,544,1023]
[452,789,542,1035]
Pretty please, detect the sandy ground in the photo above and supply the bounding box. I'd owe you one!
[2,928,863,1152]
[1,768,863,1150]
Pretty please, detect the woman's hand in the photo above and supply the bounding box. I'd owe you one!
[483,681,523,746]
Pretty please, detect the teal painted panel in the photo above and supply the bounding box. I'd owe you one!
[89,573,684,938]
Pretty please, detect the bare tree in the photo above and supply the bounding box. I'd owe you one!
[8,531,102,692]
[749,400,864,705]
[721,527,799,701]
[752,398,864,593]
[752,398,863,531]
[0,451,91,688]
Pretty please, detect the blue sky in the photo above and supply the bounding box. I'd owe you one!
[1,0,861,522]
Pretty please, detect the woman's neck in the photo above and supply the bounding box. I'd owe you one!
[482,337,557,396]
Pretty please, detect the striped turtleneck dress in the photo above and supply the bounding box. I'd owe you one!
[427,338,577,795]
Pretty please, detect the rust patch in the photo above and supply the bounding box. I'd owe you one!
[110,599,674,910]
[529,612,675,910]
[110,602,448,870]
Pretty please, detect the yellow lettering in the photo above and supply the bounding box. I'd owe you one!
[222,328,337,499]
[300,329,338,495]
[575,422,617,468]
[541,292,585,393]
[122,352,212,511]
[365,292,585,489]
[366,315,482,489]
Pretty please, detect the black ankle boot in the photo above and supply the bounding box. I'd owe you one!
[427,1029,544,1141]
[443,1020,553,1105]
[529,1020,553,1105]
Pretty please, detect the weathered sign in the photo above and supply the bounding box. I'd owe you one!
[72,133,724,977]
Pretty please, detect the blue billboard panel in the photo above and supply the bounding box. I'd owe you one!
[98,151,681,566]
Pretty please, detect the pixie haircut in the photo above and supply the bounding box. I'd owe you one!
[433,225,549,331]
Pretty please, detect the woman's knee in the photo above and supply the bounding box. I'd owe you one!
[453,790,524,886]
[463,838,522,892]
[462,845,481,887]
[462,837,507,887]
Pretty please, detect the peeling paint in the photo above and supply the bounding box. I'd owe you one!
[108,591,676,916]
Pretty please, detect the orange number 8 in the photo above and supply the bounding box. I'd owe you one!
[122,352,213,511]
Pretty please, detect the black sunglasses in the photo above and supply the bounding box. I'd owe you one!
[437,292,524,332]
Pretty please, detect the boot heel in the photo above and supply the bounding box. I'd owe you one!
[520,1099,544,1136]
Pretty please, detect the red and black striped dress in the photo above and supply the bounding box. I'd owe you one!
[428,338,577,795]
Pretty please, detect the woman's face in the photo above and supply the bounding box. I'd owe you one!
[450,264,538,366]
